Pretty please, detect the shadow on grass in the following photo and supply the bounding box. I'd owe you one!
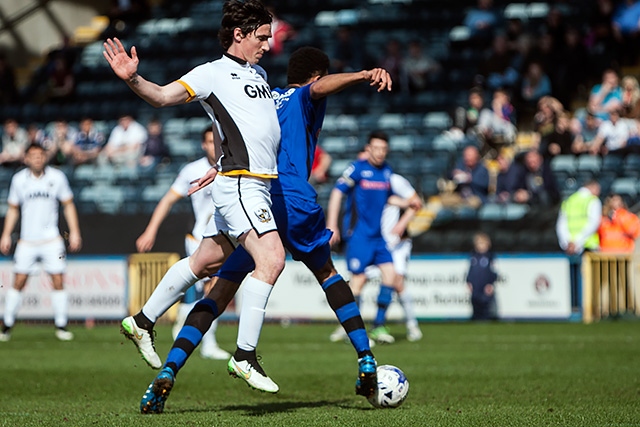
[171,399,376,416]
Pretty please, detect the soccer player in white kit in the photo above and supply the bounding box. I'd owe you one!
[0,144,82,342]
[103,0,285,409]
[134,128,230,361]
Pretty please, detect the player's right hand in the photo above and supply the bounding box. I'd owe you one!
[0,235,11,255]
[136,232,155,253]
[188,167,218,196]
[103,37,139,81]
[328,226,341,248]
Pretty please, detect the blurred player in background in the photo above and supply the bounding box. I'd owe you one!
[0,143,82,342]
[327,132,420,344]
[132,127,230,362]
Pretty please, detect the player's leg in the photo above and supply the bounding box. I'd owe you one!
[370,246,397,344]
[42,238,74,341]
[391,240,422,341]
[124,235,231,369]
[0,273,28,341]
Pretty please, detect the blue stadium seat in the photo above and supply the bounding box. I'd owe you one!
[576,155,601,174]
[550,155,576,175]
[478,203,505,221]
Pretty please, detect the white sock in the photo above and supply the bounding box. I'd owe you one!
[142,257,198,323]
[201,319,219,349]
[399,290,418,329]
[4,288,22,328]
[236,276,273,351]
[51,290,68,328]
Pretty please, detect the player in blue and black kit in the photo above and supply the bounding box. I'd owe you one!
[326,132,401,344]
[140,46,393,412]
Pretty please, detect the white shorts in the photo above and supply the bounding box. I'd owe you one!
[364,238,413,279]
[204,175,277,241]
[14,237,66,275]
[184,234,200,257]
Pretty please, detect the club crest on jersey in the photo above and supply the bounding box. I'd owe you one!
[254,208,272,223]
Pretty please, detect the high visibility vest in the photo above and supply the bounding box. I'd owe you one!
[561,191,600,250]
[599,209,640,253]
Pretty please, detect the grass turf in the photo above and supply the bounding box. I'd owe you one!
[1,321,639,427]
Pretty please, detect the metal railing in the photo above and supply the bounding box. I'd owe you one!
[127,252,180,322]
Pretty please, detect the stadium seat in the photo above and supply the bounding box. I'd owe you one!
[504,203,530,221]
[610,178,637,203]
[623,154,640,178]
[576,155,602,175]
[550,155,576,175]
[423,111,452,131]
[389,135,414,153]
[601,154,623,173]
[320,136,360,154]
[478,203,505,221]
[329,159,352,178]
[377,113,405,130]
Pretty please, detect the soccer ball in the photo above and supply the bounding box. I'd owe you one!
[367,365,409,408]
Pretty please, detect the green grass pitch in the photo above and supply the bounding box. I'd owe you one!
[1,321,639,427]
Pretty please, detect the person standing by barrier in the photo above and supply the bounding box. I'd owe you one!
[556,180,602,309]
[466,232,498,321]
[598,193,640,253]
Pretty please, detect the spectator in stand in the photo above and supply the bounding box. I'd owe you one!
[540,112,573,160]
[452,86,485,138]
[444,145,489,210]
[478,33,520,90]
[310,145,331,186]
[620,75,640,119]
[26,123,45,146]
[402,39,440,94]
[492,152,517,203]
[138,119,170,173]
[477,88,517,157]
[68,117,106,165]
[556,180,601,309]
[266,6,295,56]
[41,119,77,165]
[589,107,630,156]
[534,96,564,142]
[520,61,552,109]
[379,39,404,93]
[587,68,623,121]
[612,0,640,65]
[466,232,498,321]
[0,118,29,168]
[571,111,601,155]
[101,114,147,169]
[0,51,18,105]
[599,193,640,252]
[463,0,499,44]
[331,26,363,73]
[512,150,560,207]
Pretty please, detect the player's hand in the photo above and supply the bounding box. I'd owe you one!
[363,68,392,92]
[136,231,156,253]
[188,167,218,196]
[103,37,139,81]
[390,223,405,239]
[328,226,341,248]
[0,235,12,255]
[68,232,82,253]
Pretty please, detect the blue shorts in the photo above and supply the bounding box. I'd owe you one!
[346,236,393,274]
[217,194,333,281]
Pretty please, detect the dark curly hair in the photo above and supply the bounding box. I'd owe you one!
[286,46,330,85]
[218,0,273,50]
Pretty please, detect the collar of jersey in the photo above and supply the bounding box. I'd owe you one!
[224,52,248,66]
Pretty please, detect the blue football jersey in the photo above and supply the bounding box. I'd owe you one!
[335,159,394,239]
[270,85,327,201]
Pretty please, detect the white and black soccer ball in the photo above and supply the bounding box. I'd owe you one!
[367,365,409,408]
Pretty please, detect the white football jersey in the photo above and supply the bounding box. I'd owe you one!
[7,166,73,242]
[170,157,215,239]
[177,54,280,178]
[381,173,417,245]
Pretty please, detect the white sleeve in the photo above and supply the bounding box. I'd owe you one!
[390,173,416,199]
[7,175,20,206]
[177,62,214,102]
[56,172,74,202]
[574,198,603,251]
[107,126,123,146]
[556,205,569,250]
[170,165,190,197]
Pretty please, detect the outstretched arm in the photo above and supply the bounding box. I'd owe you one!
[103,37,189,107]
[309,68,392,99]
[0,205,19,255]
[326,188,344,247]
[136,190,182,252]
[62,200,82,252]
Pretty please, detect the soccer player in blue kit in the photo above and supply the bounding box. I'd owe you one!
[326,132,414,344]
[138,47,393,413]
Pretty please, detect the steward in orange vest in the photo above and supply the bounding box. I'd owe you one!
[598,194,640,253]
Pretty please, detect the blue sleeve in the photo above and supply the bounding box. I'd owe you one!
[335,162,359,194]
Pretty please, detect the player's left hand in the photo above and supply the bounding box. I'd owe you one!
[68,232,82,252]
[188,167,218,196]
[364,68,392,92]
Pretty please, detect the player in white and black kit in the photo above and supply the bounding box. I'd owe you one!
[134,128,231,363]
[103,0,284,412]
[0,144,82,342]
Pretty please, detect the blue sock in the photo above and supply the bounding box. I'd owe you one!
[373,285,394,328]
[165,298,219,375]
